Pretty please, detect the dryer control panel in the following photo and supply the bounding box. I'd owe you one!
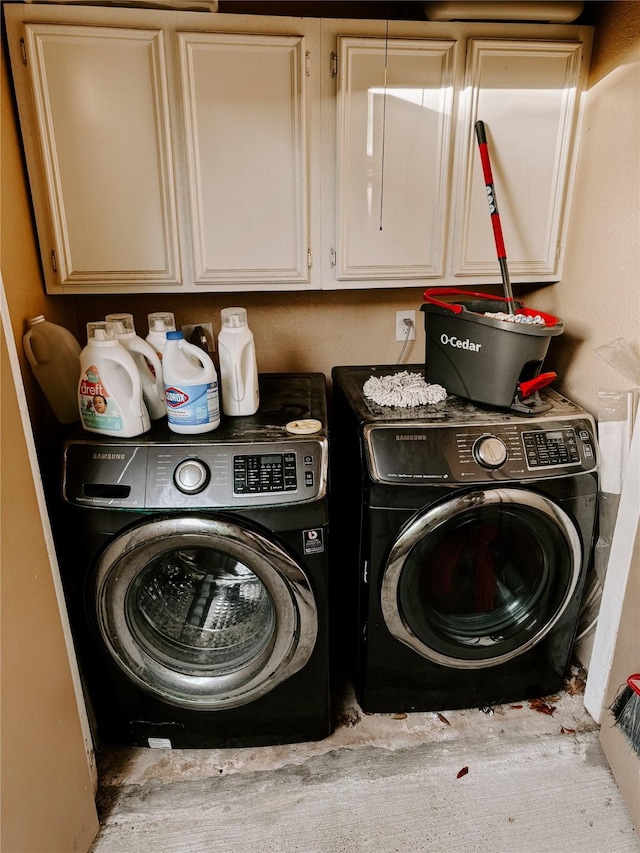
[364,417,598,485]
[63,439,328,509]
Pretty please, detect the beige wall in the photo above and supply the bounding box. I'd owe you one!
[1,39,98,853]
[525,1,640,416]
[0,316,99,853]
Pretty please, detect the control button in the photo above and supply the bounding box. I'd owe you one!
[578,429,590,441]
[173,458,210,495]
[473,435,508,469]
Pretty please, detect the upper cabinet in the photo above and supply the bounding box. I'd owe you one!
[15,23,181,292]
[324,20,591,290]
[4,5,592,294]
[451,38,586,282]
[335,36,457,282]
[177,31,310,287]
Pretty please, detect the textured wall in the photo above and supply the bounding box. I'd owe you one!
[526,1,640,416]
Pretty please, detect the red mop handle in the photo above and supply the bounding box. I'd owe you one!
[475,120,507,260]
[475,121,516,313]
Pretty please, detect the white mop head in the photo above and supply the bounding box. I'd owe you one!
[363,371,447,408]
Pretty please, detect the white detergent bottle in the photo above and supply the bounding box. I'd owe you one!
[217,307,259,417]
[23,315,81,424]
[78,321,150,438]
[106,312,166,420]
[162,330,220,434]
[146,311,176,361]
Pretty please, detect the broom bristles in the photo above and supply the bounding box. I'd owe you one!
[610,681,640,757]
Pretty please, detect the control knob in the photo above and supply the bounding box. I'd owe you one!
[174,458,210,494]
[473,435,508,469]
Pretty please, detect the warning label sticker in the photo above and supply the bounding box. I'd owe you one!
[302,528,324,555]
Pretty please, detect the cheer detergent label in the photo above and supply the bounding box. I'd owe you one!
[165,382,219,426]
[79,364,123,431]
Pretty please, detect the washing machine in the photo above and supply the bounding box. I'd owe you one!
[56,373,331,749]
[330,365,599,713]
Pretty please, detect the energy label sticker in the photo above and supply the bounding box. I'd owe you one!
[303,528,324,555]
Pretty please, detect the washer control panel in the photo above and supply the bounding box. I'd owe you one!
[63,439,327,509]
[233,452,298,495]
[365,416,598,485]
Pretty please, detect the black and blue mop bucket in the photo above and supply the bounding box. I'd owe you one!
[420,288,563,414]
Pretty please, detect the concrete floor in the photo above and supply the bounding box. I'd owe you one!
[91,671,639,853]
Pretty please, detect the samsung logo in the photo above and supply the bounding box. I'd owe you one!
[92,452,126,461]
[396,435,427,441]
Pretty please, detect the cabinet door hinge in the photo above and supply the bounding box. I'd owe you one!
[556,242,561,260]
[305,50,310,77]
[20,38,28,66]
[50,250,57,273]
[330,247,336,267]
[307,248,312,269]
[330,51,338,77]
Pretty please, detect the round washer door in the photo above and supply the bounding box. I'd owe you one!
[380,488,582,669]
[93,515,318,709]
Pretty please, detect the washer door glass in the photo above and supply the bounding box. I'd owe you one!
[95,515,318,709]
[381,489,582,669]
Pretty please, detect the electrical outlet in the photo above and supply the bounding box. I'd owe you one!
[182,322,215,352]
[395,310,416,342]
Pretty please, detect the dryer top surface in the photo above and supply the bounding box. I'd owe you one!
[332,365,590,428]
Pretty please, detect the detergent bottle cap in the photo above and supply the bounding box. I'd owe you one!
[105,313,136,338]
[221,307,248,330]
[166,330,184,341]
[148,312,176,334]
[87,321,119,344]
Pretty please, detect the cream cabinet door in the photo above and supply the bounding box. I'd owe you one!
[451,39,586,282]
[18,24,181,293]
[335,36,456,284]
[178,32,310,287]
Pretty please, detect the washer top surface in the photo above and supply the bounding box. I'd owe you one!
[73,372,327,446]
[332,364,586,428]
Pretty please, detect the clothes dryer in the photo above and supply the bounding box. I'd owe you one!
[330,365,599,713]
[57,373,330,748]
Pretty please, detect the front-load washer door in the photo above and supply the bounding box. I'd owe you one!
[92,514,318,709]
[380,488,582,669]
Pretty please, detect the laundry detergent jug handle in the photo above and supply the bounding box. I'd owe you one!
[127,335,165,402]
[180,337,212,367]
[111,347,146,419]
[22,332,45,366]
[232,344,248,402]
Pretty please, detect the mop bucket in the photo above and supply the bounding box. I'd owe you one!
[421,289,564,413]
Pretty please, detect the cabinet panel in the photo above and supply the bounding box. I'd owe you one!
[22,24,181,291]
[336,37,456,281]
[178,32,309,285]
[452,39,584,280]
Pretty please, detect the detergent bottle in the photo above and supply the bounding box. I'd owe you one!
[106,312,166,420]
[22,315,81,424]
[162,331,220,434]
[78,321,150,437]
[145,311,176,360]
[217,307,259,416]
